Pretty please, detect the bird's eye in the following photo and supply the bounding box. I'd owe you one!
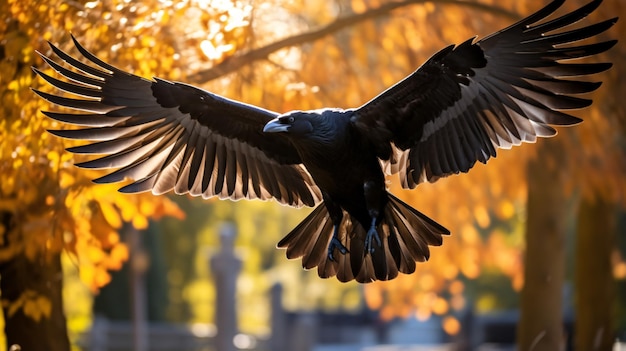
[288,116,295,123]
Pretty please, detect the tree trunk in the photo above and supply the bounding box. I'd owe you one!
[0,212,70,351]
[517,140,568,351]
[574,197,615,351]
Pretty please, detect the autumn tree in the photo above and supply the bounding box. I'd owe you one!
[1,1,186,349]
[517,1,625,350]
[570,1,626,348]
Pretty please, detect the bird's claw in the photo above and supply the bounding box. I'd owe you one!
[365,226,382,254]
[328,237,348,261]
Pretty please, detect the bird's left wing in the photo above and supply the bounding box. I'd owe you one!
[352,0,616,188]
[33,36,321,207]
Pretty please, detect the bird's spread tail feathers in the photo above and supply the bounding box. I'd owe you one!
[277,194,449,283]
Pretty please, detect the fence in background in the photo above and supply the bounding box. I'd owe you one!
[83,223,341,351]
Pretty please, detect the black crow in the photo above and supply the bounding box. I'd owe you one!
[33,0,616,282]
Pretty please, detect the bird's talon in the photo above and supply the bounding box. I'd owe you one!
[327,237,348,261]
[365,226,381,255]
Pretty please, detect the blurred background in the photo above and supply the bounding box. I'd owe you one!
[1,0,625,350]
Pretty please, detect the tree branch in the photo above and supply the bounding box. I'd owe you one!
[188,0,520,84]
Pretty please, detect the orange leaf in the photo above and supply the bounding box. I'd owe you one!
[99,201,122,229]
[442,316,460,335]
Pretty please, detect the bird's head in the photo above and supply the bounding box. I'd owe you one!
[263,111,315,136]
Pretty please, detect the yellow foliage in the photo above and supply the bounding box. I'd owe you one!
[2,290,51,322]
[448,280,464,295]
[79,264,112,292]
[22,295,52,323]
[1,0,190,322]
[612,250,626,280]
[363,283,383,309]
[442,316,460,335]
[476,293,498,312]
[473,206,491,229]
[431,297,449,315]
[496,200,516,220]
[614,262,626,280]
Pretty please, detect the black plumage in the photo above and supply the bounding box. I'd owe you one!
[34,0,616,283]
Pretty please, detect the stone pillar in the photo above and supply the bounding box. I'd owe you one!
[210,223,241,351]
[129,225,149,351]
[289,313,316,351]
[270,284,286,351]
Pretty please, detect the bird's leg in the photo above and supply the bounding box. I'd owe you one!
[328,224,348,261]
[323,195,348,261]
[364,180,384,254]
[365,217,382,254]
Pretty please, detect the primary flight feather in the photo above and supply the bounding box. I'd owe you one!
[34,0,617,283]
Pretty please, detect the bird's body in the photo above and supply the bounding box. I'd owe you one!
[34,0,617,282]
[286,111,360,192]
[282,110,385,219]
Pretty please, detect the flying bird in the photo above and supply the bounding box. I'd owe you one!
[34,0,616,283]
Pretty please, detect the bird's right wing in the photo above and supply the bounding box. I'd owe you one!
[33,36,322,207]
[353,0,616,188]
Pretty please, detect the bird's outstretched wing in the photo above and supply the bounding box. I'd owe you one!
[33,36,321,207]
[353,0,617,188]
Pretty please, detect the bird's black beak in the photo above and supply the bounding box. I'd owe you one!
[263,118,290,133]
